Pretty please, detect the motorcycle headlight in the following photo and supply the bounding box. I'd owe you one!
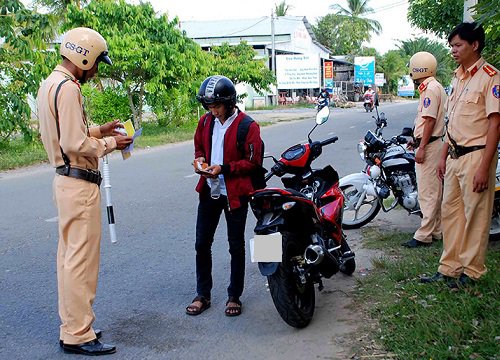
[357,142,367,161]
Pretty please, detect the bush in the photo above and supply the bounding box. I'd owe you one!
[148,88,197,128]
[82,85,131,125]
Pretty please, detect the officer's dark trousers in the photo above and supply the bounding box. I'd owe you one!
[195,192,248,300]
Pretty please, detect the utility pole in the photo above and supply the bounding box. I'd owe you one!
[271,10,276,105]
[463,0,478,21]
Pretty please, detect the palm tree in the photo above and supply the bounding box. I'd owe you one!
[275,1,292,17]
[330,0,382,36]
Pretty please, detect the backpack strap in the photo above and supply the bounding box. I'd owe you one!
[236,115,254,154]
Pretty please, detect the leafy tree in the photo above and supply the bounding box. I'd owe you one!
[209,42,275,94]
[398,37,455,86]
[407,0,462,38]
[275,1,292,17]
[330,0,382,37]
[378,50,407,94]
[407,0,499,66]
[472,0,500,66]
[0,0,57,141]
[64,0,209,128]
[313,14,371,55]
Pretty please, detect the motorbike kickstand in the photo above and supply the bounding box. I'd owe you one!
[317,279,324,291]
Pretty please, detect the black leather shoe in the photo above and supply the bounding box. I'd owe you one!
[448,273,476,289]
[60,329,102,348]
[63,339,116,356]
[402,238,431,248]
[420,272,450,283]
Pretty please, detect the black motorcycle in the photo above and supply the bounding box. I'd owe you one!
[339,111,420,229]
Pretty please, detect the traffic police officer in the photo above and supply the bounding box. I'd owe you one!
[403,52,446,248]
[421,22,500,288]
[37,27,132,355]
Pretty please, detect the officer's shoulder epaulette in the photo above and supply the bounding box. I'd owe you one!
[483,64,497,77]
[418,82,427,92]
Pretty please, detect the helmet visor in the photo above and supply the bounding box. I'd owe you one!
[97,51,112,66]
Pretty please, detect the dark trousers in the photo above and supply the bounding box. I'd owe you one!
[195,192,248,300]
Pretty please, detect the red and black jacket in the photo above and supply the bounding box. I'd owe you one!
[194,110,263,210]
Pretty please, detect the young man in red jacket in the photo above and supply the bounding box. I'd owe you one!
[186,75,263,317]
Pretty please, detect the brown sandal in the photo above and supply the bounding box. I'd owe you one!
[186,296,211,316]
[225,297,242,317]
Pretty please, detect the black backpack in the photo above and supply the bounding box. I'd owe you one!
[236,116,267,190]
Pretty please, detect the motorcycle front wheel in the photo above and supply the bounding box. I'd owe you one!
[267,232,315,328]
[490,191,500,241]
[341,184,381,229]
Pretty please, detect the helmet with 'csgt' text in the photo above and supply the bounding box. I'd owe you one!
[60,27,112,71]
[196,75,237,110]
[409,51,437,80]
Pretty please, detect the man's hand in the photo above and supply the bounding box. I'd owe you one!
[437,158,446,181]
[406,139,415,151]
[415,147,425,164]
[114,135,133,150]
[473,167,489,193]
[100,120,124,137]
[204,164,221,178]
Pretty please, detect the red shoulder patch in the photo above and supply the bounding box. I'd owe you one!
[418,82,427,92]
[483,65,497,77]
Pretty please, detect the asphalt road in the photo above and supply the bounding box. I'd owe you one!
[0,101,419,360]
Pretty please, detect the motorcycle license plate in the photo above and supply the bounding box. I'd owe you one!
[250,233,282,263]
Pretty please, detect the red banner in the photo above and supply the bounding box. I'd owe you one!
[324,61,333,79]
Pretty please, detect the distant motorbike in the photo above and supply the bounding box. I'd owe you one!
[490,146,500,241]
[315,96,329,112]
[363,92,374,112]
[339,110,420,229]
[250,106,355,328]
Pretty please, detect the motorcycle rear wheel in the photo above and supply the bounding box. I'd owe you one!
[267,232,315,328]
[341,184,381,229]
[490,191,500,241]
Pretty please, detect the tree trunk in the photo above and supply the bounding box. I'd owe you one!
[126,87,139,129]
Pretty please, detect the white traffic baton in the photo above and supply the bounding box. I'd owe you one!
[102,155,117,243]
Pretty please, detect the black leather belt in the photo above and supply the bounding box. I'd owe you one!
[56,165,102,186]
[414,136,441,148]
[448,144,485,159]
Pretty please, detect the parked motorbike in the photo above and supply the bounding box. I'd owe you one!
[249,106,355,328]
[339,110,420,229]
[490,146,500,241]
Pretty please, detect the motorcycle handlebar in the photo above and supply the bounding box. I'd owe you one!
[320,136,338,147]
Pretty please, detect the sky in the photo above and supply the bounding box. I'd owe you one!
[138,0,440,54]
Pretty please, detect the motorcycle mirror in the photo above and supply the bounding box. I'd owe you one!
[401,127,414,137]
[316,106,330,125]
[374,93,379,107]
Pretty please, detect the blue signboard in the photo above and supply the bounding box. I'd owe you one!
[354,57,375,85]
[397,75,415,97]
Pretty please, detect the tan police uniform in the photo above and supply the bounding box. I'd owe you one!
[413,77,446,243]
[37,65,117,345]
[439,58,500,279]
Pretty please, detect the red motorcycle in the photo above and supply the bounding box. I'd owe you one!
[249,107,355,328]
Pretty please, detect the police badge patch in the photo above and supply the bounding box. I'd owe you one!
[423,97,431,108]
[493,85,500,99]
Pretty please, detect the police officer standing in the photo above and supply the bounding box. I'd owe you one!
[403,52,446,248]
[421,22,499,288]
[37,27,132,355]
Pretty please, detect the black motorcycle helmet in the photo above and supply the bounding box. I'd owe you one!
[196,75,237,111]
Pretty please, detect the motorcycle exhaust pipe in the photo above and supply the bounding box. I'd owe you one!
[304,245,324,265]
[304,245,339,278]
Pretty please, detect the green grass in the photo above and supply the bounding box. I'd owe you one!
[353,228,500,360]
[0,138,49,171]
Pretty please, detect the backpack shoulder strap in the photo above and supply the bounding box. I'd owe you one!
[236,115,254,154]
